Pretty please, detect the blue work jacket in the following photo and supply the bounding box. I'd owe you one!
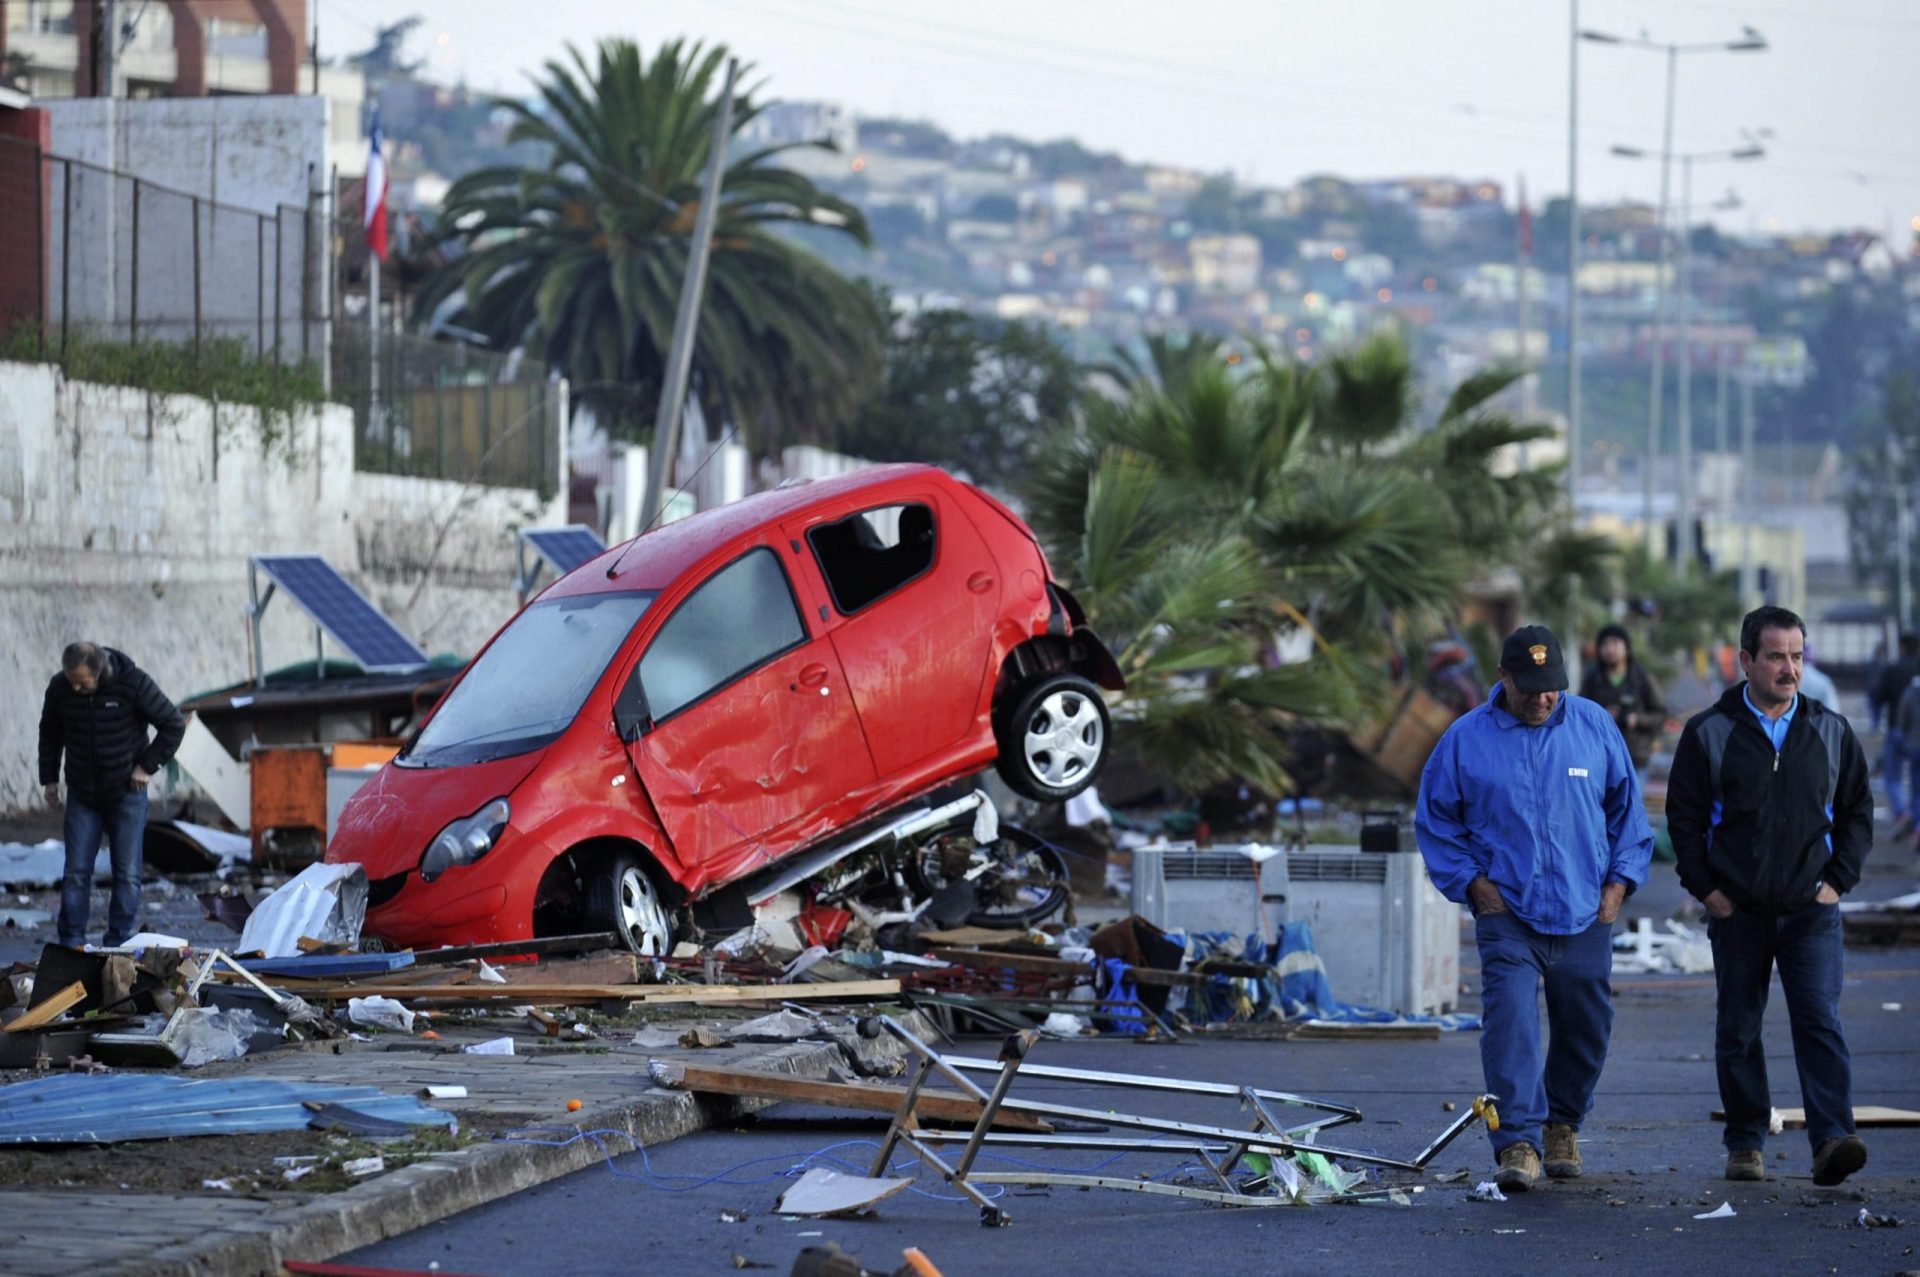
[1415,686,1654,935]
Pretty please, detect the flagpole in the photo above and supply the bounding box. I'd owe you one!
[369,249,381,444]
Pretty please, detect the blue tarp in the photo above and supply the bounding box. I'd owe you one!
[1179,922,1480,1031]
[0,1074,458,1144]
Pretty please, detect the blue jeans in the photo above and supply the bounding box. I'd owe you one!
[1474,909,1616,1156]
[1708,900,1854,1152]
[1883,731,1907,816]
[58,789,148,948]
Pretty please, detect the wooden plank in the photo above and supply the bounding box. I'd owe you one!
[1710,1105,1920,1128]
[1289,1020,1440,1041]
[668,1062,1052,1132]
[3,981,85,1033]
[295,979,902,1004]
[497,952,641,987]
[408,933,622,966]
[930,945,1207,989]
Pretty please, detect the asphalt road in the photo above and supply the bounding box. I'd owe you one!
[345,898,1920,1276]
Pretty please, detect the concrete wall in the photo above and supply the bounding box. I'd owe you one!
[0,359,563,816]
[41,96,327,360]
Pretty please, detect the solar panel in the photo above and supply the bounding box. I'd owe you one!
[251,554,429,671]
[520,525,608,576]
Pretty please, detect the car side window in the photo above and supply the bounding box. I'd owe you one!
[807,502,936,615]
[638,548,807,724]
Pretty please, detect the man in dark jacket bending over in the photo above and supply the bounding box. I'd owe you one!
[38,643,185,949]
[1666,606,1873,1187]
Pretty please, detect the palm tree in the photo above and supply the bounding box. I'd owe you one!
[1026,329,1575,794]
[416,38,886,452]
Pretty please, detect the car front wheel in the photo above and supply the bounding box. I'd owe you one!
[994,673,1110,802]
[587,853,675,956]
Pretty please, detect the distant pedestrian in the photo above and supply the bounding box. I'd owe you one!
[1416,625,1653,1192]
[1666,606,1873,1187]
[1870,633,1920,830]
[1797,641,1839,710]
[36,643,184,949]
[1581,623,1667,773]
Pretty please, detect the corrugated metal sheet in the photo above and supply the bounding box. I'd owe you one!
[0,1074,457,1144]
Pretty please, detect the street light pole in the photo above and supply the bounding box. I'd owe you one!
[1582,25,1766,559]
[1676,153,1694,574]
[1567,0,1582,515]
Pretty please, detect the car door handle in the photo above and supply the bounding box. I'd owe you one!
[797,663,830,688]
[967,571,996,594]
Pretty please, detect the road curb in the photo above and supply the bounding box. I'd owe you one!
[112,1020,919,1277]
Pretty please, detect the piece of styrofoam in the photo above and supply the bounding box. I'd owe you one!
[173,715,251,832]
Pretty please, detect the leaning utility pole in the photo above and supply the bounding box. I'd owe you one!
[640,58,739,531]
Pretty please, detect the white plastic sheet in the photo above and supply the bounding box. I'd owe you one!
[346,996,416,1034]
[0,840,105,888]
[237,862,368,958]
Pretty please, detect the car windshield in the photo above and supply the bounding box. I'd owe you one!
[401,591,655,767]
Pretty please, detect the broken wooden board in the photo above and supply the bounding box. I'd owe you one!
[295,979,902,1005]
[1710,1106,1920,1128]
[3,981,86,1033]
[775,1167,912,1217]
[408,933,623,966]
[929,946,1212,988]
[495,952,642,987]
[662,1061,1053,1132]
[1288,1020,1441,1041]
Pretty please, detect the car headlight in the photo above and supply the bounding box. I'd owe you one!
[420,797,511,883]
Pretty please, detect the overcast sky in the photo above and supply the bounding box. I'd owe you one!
[324,0,1920,238]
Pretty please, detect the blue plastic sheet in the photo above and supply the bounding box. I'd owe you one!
[0,1073,459,1144]
[1179,922,1480,1031]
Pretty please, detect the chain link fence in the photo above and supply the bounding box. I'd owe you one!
[0,130,562,498]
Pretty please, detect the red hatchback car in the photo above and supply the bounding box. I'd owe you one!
[326,464,1122,954]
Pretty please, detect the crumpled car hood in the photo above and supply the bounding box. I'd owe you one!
[325,751,545,879]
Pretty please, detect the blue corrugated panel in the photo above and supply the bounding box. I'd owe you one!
[233,952,417,978]
[0,1075,457,1144]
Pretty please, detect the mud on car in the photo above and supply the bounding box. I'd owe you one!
[326,464,1122,954]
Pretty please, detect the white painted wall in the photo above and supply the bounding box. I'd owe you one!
[0,360,565,817]
[41,96,329,362]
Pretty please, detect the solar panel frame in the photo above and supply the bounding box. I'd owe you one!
[520,525,608,576]
[251,554,430,672]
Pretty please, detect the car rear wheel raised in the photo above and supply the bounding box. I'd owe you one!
[587,853,675,956]
[993,673,1109,802]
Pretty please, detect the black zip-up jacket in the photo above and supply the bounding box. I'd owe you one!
[37,649,185,808]
[1666,682,1871,915]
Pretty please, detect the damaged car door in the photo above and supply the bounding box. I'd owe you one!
[616,545,876,885]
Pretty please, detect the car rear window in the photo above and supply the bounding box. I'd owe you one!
[403,590,655,766]
[639,547,807,723]
[807,503,936,615]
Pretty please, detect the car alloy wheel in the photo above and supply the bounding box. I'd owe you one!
[591,853,674,956]
[994,672,1110,802]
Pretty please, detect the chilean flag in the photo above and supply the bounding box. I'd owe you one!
[364,109,389,262]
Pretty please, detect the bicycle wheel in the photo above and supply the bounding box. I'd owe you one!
[908,824,1072,928]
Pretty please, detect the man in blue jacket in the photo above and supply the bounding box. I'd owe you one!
[1417,624,1653,1191]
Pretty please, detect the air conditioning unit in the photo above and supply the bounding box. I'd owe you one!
[1286,846,1460,1016]
[1130,844,1290,943]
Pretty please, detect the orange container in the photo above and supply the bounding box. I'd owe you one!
[250,745,330,845]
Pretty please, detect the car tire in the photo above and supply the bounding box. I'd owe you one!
[587,852,675,957]
[993,673,1110,802]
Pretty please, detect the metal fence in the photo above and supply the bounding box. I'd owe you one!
[0,130,322,366]
[333,325,562,499]
[0,131,562,497]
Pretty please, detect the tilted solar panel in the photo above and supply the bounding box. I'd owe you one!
[252,554,429,671]
[521,525,608,576]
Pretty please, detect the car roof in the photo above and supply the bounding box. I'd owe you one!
[543,463,957,598]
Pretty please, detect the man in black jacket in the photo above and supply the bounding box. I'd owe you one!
[37,643,185,949]
[1666,607,1872,1187]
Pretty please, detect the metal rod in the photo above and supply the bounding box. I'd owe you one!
[273,207,283,362]
[60,160,71,357]
[1567,0,1582,512]
[191,195,202,363]
[129,176,141,345]
[641,57,739,530]
[256,214,265,357]
[938,1055,1361,1118]
[1645,43,1677,555]
[1676,154,1694,573]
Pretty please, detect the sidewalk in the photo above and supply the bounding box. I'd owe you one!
[0,1006,929,1277]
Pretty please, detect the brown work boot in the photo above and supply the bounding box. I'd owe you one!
[1493,1142,1541,1192]
[1543,1123,1582,1179]
[1812,1136,1867,1186]
[1725,1149,1765,1181]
